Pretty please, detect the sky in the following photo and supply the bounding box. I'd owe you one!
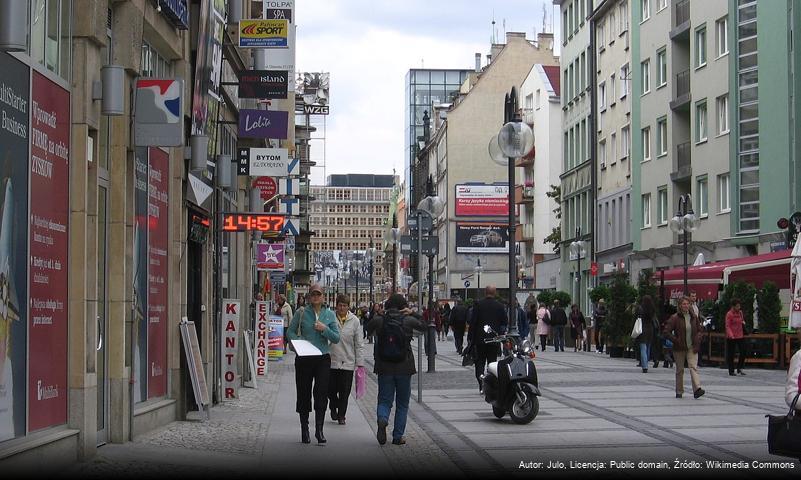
[295,0,562,186]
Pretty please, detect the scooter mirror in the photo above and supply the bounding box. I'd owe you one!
[483,325,493,334]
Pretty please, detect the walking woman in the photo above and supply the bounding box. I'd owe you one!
[286,284,340,444]
[725,298,747,376]
[535,303,551,352]
[328,294,364,425]
[569,304,586,352]
[636,295,659,373]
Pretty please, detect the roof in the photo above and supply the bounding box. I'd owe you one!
[541,65,560,97]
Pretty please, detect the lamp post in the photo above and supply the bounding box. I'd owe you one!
[669,194,700,295]
[570,226,587,312]
[368,238,376,312]
[417,182,444,373]
[343,265,350,300]
[491,86,534,335]
[474,258,483,301]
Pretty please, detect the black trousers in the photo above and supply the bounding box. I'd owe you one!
[328,368,354,418]
[726,338,747,373]
[539,334,548,352]
[474,343,500,388]
[594,324,604,352]
[452,326,465,353]
[295,354,331,414]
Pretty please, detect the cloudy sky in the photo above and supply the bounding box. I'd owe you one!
[295,0,561,186]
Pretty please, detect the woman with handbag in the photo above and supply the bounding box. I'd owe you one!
[635,295,658,373]
[569,304,586,352]
[328,294,365,426]
[286,284,340,444]
[535,304,551,352]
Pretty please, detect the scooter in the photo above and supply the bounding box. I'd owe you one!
[480,325,541,424]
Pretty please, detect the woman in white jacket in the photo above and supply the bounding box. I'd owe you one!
[787,335,801,410]
[328,294,365,425]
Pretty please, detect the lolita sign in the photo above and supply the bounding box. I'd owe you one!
[239,70,288,99]
[238,109,288,139]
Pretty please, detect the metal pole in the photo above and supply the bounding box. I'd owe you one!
[417,332,423,403]
[506,88,518,335]
[427,252,435,373]
[683,223,689,296]
[417,211,423,311]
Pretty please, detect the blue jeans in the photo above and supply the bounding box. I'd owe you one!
[377,374,412,442]
[553,326,565,351]
[639,342,651,369]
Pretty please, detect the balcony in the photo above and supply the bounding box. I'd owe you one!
[514,185,535,204]
[670,0,690,41]
[515,223,537,243]
[670,142,692,182]
[670,69,691,111]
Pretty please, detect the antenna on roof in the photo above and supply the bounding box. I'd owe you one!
[542,3,548,33]
[491,10,496,44]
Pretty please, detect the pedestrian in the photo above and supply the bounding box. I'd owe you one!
[569,304,586,352]
[593,299,608,353]
[367,303,381,344]
[450,300,468,354]
[286,284,340,444]
[467,286,508,392]
[276,294,293,354]
[662,296,705,399]
[441,303,452,341]
[527,301,539,346]
[367,293,427,446]
[535,303,550,352]
[689,291,700,318]
[327,294,364,426]
[515,299,529,342]
[635,295,659,373]
[725,298,747,376]
[295,292,306,314]
[549,299,568,352]
[786,329,801,411]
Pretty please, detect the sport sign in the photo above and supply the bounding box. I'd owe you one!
[239,19,289,48]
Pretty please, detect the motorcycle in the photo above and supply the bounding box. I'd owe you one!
[480,325,541,424]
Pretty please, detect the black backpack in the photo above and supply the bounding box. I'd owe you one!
[376,314,407,363]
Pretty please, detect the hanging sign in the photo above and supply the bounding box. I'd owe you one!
[253,177,278,200]
[239,70,288,99]
[238,109,289,139]
[239,19,289,48]
[268,316,284,360]
[256,243,285,270]
[237,147,289,176]
[222,300,240,400]
[255,302,269,375]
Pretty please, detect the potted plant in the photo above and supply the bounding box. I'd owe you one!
[602,271,637,357]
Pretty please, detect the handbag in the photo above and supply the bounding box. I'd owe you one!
[630,317,643,339]
[461,344,476,367]
[354,366,366,400]
[766,372,801,458]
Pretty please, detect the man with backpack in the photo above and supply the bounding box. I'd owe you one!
[466,285,508,393]
[366,293,427,446]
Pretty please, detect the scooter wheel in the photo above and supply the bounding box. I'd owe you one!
[510,390,539,424]
[492,406,506,419]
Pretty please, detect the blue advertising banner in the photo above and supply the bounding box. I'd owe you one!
[238,109,289,139]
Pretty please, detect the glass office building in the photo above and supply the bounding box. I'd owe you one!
[404,69,471,204]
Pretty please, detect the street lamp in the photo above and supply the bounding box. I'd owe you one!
[343,266,350,300]
[416,190,444,313]
[354,258,363,307]
[368,238,377,312]
[669,194,700,296]
[569,226,587,312]
[493,86,534,335]
[473,258,484,301]
[384,227,401,293]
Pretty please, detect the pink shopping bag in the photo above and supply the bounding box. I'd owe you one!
[355,366,366,399]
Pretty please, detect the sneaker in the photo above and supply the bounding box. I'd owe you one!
[330,410,338,422]
[338,416,346,425]
[729,372,736,376]
[676,393,683,398]
[693,388,705,399]
[376,419,388,445]
[738,370,746,376]
[642,368,648,373]
[392,437,406,445]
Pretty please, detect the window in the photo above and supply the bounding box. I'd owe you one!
[657,118,668,156]
[620,1,629,32]
[600,139,607,169]
[642,193,652,227]
[563,11,569,43]
[580,52,586,92]
[598,20,606,53]
[620,63,630,98]
[716,17,728,57]
[610,11,617,40]
[568,2,574,35]
[610,133,617,165]
[697,177,709,217]
[658,0,668,11]
[641,0,650,22]
[621,125,630,159]
[599,82,606,111]
[642,127,651,161]
[535,89,541,109]
[695,101,708,143]
[657,49,667,87]
[641,59,650,95]
[718,174,731,213]
[657,188,668,225]
[610,74,616,106]
[30,0,72,80]
[717,95,729,134]
[695,26,707,68]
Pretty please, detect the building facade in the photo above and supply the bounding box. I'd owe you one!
[309,175,395,306]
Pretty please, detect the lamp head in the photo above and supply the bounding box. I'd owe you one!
[669,215,683,233]
[497,120,534,158]
[488,134,508,166]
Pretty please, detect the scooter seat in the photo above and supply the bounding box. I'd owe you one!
[487,362,499,377]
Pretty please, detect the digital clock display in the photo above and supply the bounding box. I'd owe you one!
[222,214,284,233]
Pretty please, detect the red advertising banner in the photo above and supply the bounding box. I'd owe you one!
[455,184,509,217]
[147,148,169,398]
[28,72,70,431]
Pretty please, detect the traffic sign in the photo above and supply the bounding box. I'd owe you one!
[400,235,438,256]
[464,280,471,288]
[590,262,598,276]
[407,210,433,232]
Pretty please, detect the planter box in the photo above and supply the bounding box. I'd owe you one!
[784,334,800,367]
[706,332,780,367]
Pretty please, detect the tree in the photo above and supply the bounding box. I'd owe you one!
[717,281,757,332]
[543,184,562,254]
[552,291,572,308]
[757,281,782,334]
[637,269,659,303]
[589,284,611,305]
[603,271,638,346]
[537,290,552,306]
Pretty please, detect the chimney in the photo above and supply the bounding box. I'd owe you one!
[506,32,527,43]
[537,32,554,51]
[475,53,481,72]
[486,54,492,65]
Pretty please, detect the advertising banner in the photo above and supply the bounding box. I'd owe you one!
[255,302,269,375]
[191,0,225,155]
[28,71,70,431]
[133,148,148,403]
[268,316,284,360]
[222,300,240,400]
[147,148,169,398]
[238,147,289,176]
[238,109,289,139]
[455,184,509,217]
[455,223,510,254]
[238,70,288,99]
[0,53,29,442]
[296,72,330,115]
[253,177,277,200]
[256,243,285,271]
[263,1,296,91]
[239,19,289,48]
[134,79,184,147]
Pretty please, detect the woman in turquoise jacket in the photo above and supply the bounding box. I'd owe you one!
[286,284,340,444]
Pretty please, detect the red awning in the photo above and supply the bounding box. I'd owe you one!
[659,250,792,298]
